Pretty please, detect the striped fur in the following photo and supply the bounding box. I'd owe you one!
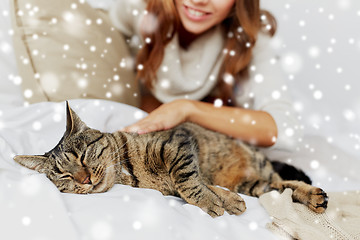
[14,103,328,217]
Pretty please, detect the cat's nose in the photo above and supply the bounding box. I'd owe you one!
[82,176,92,185]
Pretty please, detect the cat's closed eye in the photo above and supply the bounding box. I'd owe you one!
[59,174,73,180]
[80,152,86,166]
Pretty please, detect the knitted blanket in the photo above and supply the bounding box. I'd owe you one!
[259,189,360,240]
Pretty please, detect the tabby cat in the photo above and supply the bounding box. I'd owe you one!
[14,102,328,217]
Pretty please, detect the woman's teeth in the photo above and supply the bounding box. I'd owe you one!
[188,8,207,17]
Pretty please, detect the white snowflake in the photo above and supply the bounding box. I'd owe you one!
[62,11,74,22]
[223,73,234,84]
[254,74,264,83]
[313,90,323,100]
[23,89,33,99]
[22,216,31,226]
[53,113,62,122]
[248,221,258,231]
[271,90,281,100]
[214,99,223,108]
[160,79,170,89]
[338,0,351,10]
[12,76,22,85]
[285,128,295,137]
[137,64,144,70]
[105,37,112,44]
[91,221,113,240]
[96,18,103,25]
[308,46,320,58]
[77,78,88,89]
[90,45,96,52]
[40,72,59,93]
[310,160,320,170]
[32,121,42,131]
[0,41,12,54]
[343,109,356,122]
[132,221,142,230]
[281,52,303,73]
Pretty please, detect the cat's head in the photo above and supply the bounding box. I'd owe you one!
[14,102,117,194]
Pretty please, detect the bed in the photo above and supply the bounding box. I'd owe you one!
[1,0,359,239]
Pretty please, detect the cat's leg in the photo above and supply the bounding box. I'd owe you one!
[236,176,328,213]
[207,185,246,215]
[269,180,328,213]
[236,177,277,197]
[168,153,226,217]
[248,156,328,213]
[170,167,224,216]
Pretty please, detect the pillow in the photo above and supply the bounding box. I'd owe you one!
[10,0,140,107]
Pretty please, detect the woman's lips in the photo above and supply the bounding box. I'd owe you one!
[183,5,211,21]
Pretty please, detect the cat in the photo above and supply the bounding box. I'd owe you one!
[14,102,328,217]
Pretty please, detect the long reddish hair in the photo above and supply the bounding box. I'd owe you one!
[137,0,277,105]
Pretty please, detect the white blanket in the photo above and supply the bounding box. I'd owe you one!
[0,100,278,240]
[1,100,359,240]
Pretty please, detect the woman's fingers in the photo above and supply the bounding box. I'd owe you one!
[120,99,193,134]
[122,118,165,134]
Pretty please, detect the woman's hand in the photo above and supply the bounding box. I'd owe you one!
[121,98,277,147]
[122,99,194,134]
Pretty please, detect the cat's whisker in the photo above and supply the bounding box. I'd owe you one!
[105,151,132,168]
[108,148,137,161]
[99,138,138,167]
[104,147,138,168]
[105,158,132,171]
[106,157,132,169]
[101,141,127,159]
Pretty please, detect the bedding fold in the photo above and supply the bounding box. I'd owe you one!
[260,188,360,240]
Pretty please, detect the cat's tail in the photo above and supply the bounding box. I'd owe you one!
[270,161,312,185]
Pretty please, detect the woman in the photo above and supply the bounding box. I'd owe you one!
[109,0,302,151]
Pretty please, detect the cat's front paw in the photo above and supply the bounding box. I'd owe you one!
[222,191,246,215]
[307,188,328,213]
[207,185,246,216]
[200,194,225,217]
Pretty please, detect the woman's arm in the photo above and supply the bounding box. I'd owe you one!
[123,99,278,147]
[187,100,277,147]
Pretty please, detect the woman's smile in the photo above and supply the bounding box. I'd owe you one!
[175,0,235,35]
[183,4,211,21]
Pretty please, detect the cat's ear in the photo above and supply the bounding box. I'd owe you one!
[65,101,89,136]
[13,155,48,172]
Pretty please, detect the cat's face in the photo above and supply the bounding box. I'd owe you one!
[14,102,117,194]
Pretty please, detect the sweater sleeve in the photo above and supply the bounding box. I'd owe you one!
[108,0,146,37]
[235,33,303,152]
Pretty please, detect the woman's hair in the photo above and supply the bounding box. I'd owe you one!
[137,0,277,105]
